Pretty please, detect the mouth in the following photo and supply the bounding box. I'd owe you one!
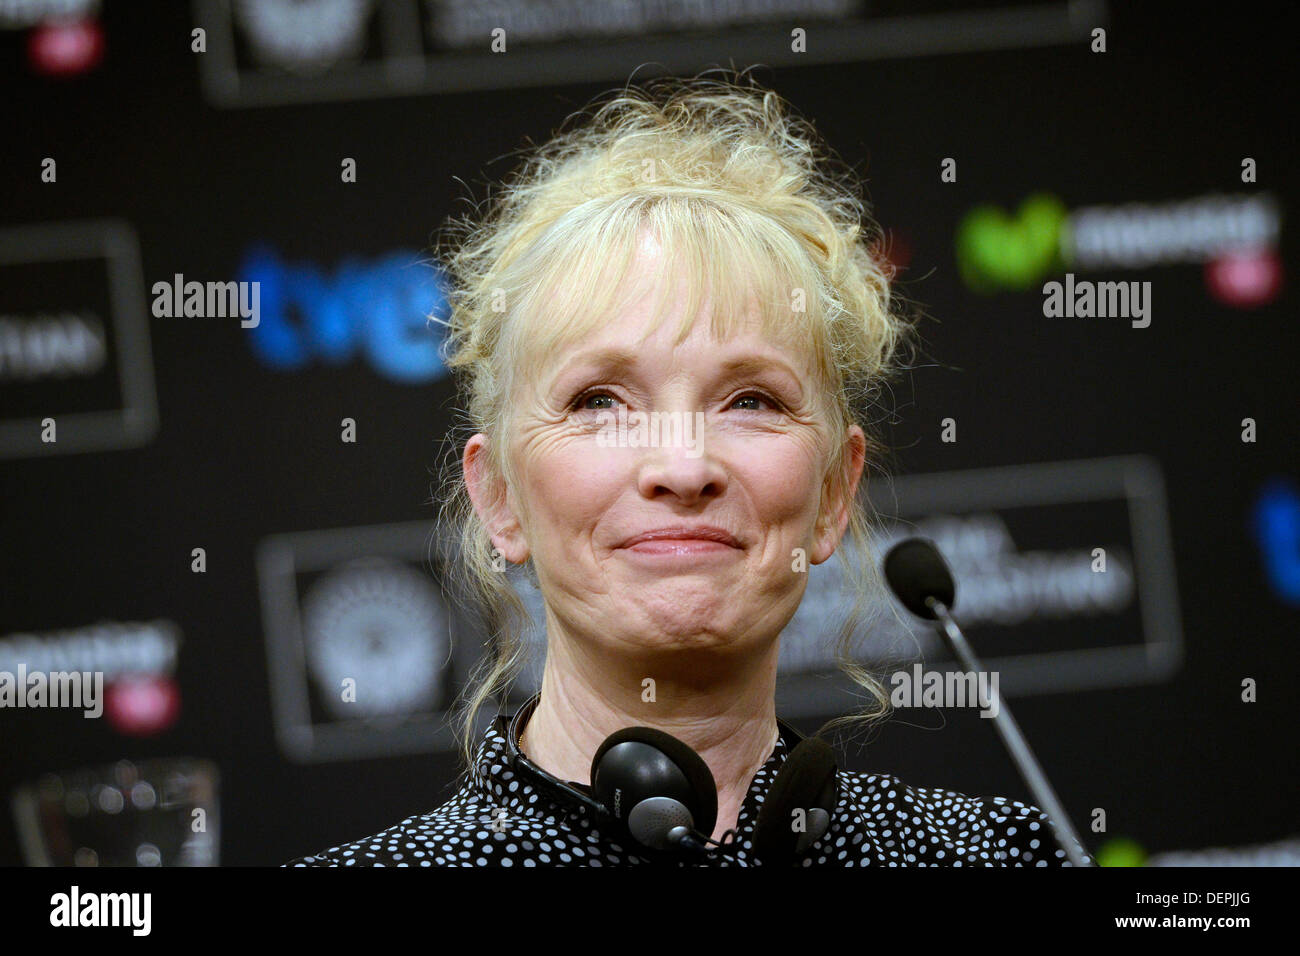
[619,526,741,547]
[617,527,743,557]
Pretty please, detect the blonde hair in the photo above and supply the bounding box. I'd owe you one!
[431,68,920,769]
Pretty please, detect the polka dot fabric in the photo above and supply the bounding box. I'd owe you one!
[285,714,1090,867]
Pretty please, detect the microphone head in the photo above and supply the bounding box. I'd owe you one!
[883,537,956,620]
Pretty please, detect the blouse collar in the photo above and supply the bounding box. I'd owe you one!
[466,697,797,857]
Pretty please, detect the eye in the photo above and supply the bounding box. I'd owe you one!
[569,387,783,413]
[570,388,621,411]
[728,390,781,412]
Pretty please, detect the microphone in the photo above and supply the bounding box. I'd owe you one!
[883,537,1093,867]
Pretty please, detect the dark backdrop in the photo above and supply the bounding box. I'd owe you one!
[1,0,1295,867]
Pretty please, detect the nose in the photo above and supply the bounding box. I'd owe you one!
[635,441,728,506]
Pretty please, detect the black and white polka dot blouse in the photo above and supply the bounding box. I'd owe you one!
[285,707,1089,867]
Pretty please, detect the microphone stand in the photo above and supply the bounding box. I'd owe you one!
[928,596,1093,867]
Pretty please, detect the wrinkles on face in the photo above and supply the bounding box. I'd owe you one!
[510,358,831,651]
[492,242,851,659]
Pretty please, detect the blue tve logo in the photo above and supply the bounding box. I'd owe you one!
[238,245,449,384]
[1252,478,1300,605]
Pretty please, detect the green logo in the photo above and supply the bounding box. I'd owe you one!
[955,193,1069,292]
[1096,837,1147,867]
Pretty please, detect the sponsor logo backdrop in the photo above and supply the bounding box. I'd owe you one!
[1,1,1295,865]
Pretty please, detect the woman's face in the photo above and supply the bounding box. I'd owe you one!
[468,234,865,660]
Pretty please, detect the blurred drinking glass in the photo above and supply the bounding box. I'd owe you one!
[11,758,219,866]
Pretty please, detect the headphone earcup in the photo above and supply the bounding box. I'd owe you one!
[591,727,718,852]
[752,737,838,865]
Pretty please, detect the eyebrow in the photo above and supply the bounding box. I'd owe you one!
[554,347,641,378]
[550,347,806,399]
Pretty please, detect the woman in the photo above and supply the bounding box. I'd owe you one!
[287,71,1087,867]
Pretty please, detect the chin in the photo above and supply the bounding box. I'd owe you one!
[612,606,747,649]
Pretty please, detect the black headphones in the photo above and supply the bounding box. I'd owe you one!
[501,694,838,865]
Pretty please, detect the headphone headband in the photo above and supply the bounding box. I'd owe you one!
[503,693,808,784]
[499,693,833,862]
[502,693,610,819]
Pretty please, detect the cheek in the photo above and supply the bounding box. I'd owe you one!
[517,435,628,536]
[737,436,825,523]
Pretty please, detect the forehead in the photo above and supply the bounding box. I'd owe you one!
[514,228,821,394]
[486,181,851,412]
[540,307,814,389]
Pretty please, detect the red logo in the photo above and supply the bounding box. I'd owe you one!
[869,230,913,280]
[104,676,181,736]
[1205,247,1284,309]
[27,19,105,77]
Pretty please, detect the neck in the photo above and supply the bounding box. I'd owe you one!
[518,627,781,843]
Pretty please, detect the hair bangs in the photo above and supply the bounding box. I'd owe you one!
[501,195,832,396]
[499,203,646,390]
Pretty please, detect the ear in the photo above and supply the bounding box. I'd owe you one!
[463,433,530,564]
[810,424,867,565]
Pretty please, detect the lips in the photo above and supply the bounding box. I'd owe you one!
[618,527,741,548]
